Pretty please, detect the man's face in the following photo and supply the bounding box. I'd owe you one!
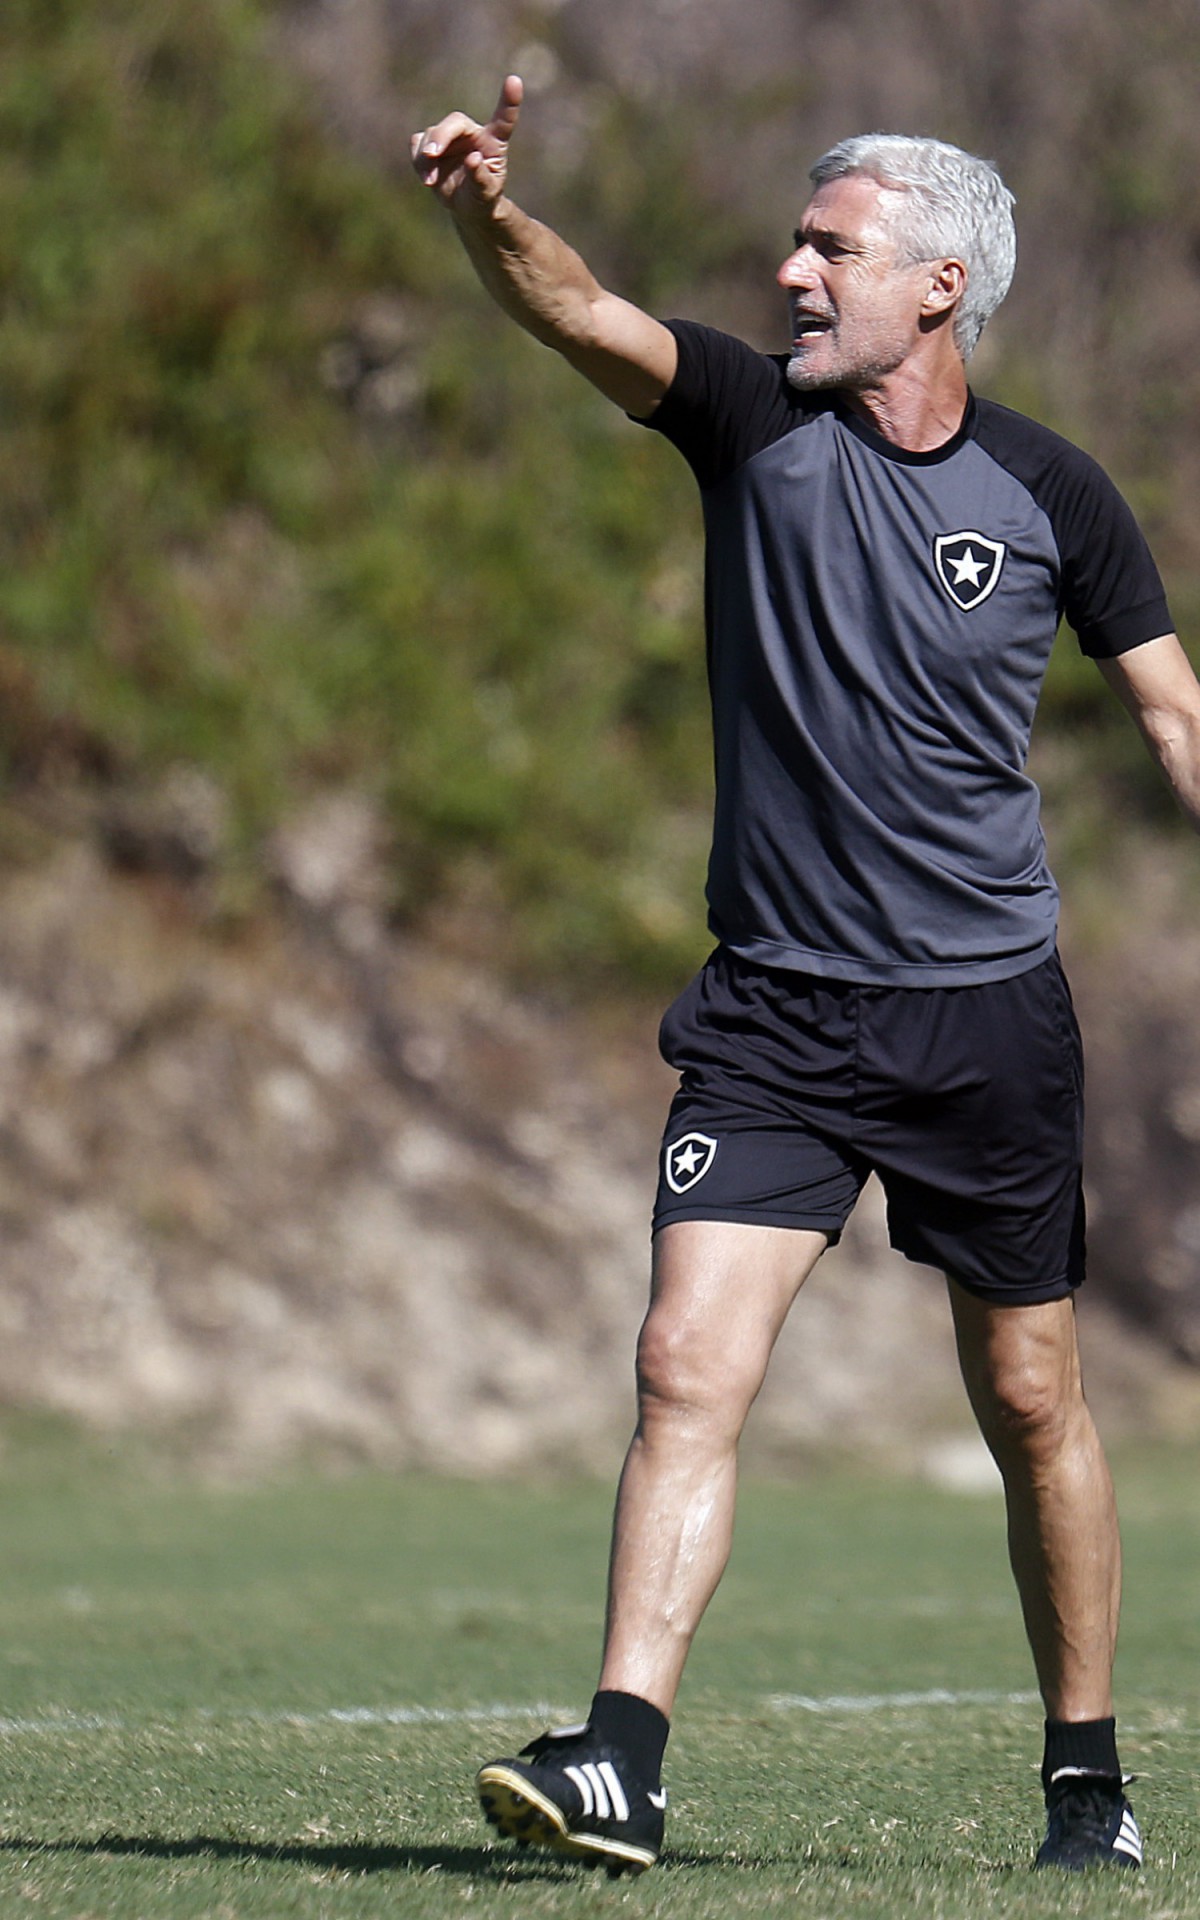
[778,173,934,394]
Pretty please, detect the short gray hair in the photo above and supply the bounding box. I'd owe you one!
[809,134,1016,359]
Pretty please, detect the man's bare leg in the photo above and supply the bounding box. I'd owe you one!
[948,1284,1120,1720]
[476,1219,825,1871]
[598,1220,828,1716]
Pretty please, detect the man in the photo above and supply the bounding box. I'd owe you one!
[412,75,1200,1876]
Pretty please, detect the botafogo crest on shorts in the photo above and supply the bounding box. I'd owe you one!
[663,1132,719,1195]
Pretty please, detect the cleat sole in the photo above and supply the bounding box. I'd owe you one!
[476,1764,657,1875]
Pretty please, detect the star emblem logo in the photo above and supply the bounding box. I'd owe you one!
[664,1131,719,1195]
[933,531,1006,611]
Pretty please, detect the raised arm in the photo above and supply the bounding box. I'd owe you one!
[411,75,677,418]
[1099,632,1200,830]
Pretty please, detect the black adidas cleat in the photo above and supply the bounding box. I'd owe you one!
[477,1722,665,1877]
[1035,1771,1142,1870]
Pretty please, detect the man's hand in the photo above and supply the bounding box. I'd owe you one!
[411,73,676,416]
[411,74,523,219]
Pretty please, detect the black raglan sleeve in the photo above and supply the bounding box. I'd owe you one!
[973,402,1173,657]
[1055,460,1174,657]
[633,320,804,490]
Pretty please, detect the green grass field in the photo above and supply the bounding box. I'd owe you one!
[2,1422,1199,1917]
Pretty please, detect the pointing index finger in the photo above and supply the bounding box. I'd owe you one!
[487,73,523,144]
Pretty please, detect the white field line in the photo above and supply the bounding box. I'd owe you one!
[0,1713,121,1736]
[231,1703,574,1730]
[0,1704,568,1739]
[0,1690,1039,1740]
[768,1687,1039,1714]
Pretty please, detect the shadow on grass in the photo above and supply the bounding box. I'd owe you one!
[0,1834,735,1880]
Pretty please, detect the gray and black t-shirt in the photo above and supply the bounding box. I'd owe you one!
[641,320,1173,986]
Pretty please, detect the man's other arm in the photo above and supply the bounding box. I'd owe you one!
[1099,633,1200,830]
[412,75,677,419]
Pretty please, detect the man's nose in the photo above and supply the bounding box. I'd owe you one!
[777,245,818,289]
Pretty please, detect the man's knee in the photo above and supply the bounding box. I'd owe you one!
[634,1309,758,1432]
[953,1290,1089,1464]
[974,1348,1082,1463]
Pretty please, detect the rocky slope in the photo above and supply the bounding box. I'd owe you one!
[0,789,1195,1476]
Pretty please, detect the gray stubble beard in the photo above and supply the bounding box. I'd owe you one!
[785,353,825,391]
[785,339,909,397]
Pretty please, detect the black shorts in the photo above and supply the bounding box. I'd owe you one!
[653,947,1086,1305]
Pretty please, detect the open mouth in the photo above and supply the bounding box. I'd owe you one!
[791,313,834,345]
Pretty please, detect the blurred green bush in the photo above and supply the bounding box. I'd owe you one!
[0,0,1193,994]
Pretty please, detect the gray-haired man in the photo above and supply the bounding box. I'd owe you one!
[413,76,1200,1874]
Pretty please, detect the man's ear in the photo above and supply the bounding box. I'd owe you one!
[922,257,967,318]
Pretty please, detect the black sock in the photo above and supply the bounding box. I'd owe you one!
[1041,1717,1121,1795]
[588,1689,670,1785]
